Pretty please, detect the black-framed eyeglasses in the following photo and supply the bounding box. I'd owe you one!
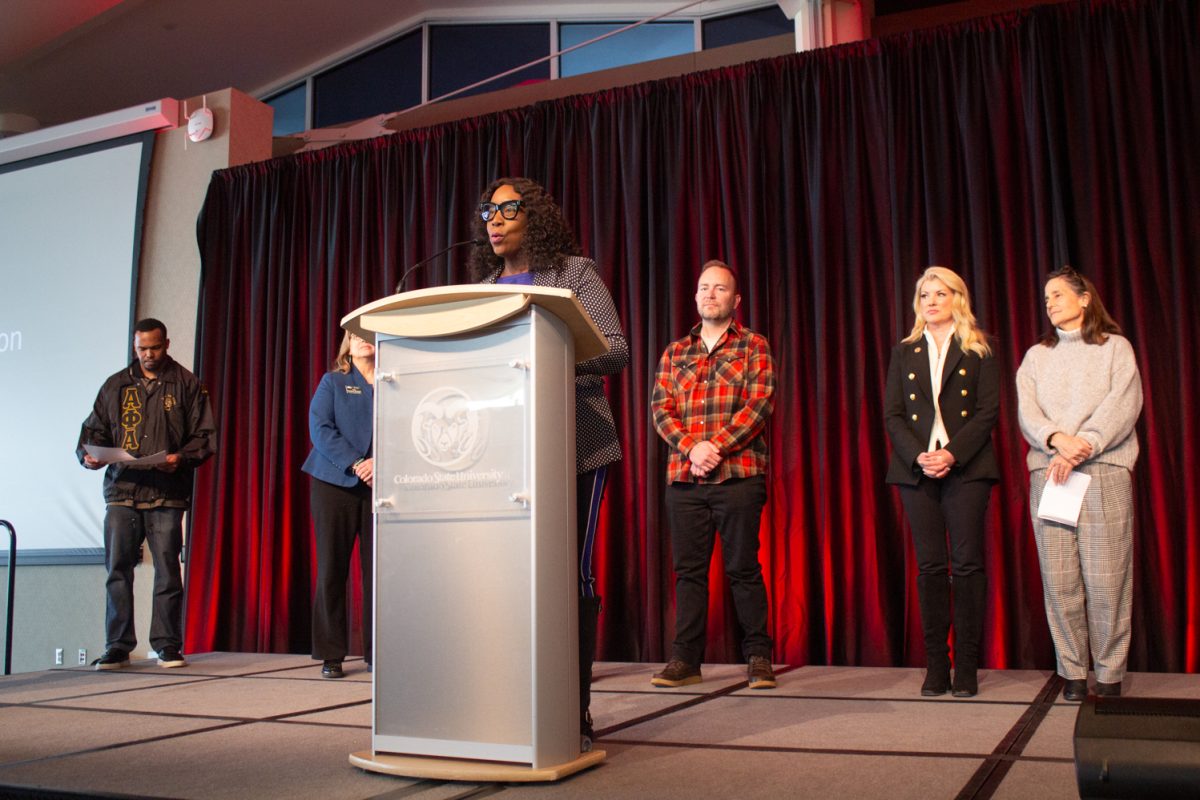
[479,199,524,222]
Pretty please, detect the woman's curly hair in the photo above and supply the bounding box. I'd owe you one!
[469,177,581,281]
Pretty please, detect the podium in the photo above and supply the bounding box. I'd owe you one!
[343,285,608,781]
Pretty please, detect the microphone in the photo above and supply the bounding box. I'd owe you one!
[394,238,486,293]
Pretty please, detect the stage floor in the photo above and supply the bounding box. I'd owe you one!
[2,653,1198,799]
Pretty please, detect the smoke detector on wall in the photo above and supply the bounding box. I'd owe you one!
[185,97,213,143]
[183,95,214,143]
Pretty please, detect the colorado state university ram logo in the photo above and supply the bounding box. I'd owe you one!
[411,387,487,471]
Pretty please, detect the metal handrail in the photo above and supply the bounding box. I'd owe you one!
[2,520,14,676]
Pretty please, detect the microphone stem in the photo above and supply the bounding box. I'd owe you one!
[395,239,481,293]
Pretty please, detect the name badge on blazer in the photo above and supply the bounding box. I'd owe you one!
[344,386,363,395]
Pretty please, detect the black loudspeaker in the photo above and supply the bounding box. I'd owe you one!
[1074,695,1200,799]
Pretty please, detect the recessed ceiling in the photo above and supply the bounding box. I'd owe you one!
[0,0,754,131]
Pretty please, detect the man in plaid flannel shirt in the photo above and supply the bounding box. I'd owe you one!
[649,260,777,690]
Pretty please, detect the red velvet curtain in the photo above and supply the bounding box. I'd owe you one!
[188,0,1200,671]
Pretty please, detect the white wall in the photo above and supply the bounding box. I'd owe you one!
[2,89,272,673]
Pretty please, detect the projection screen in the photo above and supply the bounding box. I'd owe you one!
[0,132,154,563]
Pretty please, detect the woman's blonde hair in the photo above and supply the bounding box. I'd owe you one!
[332,330,354,373]
[901,266,991,357]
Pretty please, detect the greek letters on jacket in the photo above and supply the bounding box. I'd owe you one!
[76,357,217,506]
[883,339,1000,486]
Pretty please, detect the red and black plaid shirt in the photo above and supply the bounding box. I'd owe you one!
[651,319,775,484]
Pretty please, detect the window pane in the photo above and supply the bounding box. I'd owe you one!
[429,24,550,101]
[559,22,693,78]
[313,29,422,128]
[703,5,793,49]
[265,84,307,136]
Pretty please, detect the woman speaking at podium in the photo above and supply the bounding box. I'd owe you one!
[470,177,628,746]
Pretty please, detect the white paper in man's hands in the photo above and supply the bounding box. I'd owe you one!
[1037,470,1092,527]
[83,445,168,466]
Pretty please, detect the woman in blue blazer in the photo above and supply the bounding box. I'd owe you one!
[301,330,375,678]
[884,267,1000,697]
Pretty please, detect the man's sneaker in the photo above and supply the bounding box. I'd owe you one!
[747,656,776,689]
[156,647,187,668]
[651,659,702,687]
[92,648,129,671]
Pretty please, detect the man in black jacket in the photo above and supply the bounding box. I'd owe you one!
[77,318,216,670]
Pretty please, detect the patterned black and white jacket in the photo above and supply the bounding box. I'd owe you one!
[481,256,628,474]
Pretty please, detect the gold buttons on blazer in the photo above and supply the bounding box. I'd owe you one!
[959,368,967,376]
[914,346,922,353]
[912,414,918,421]
[961,389,968,396]
[908,372,916,380]
[909,393,916,401]
[961,410,969,417]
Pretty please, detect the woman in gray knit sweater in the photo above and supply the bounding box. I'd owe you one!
[1016,267,1143,702]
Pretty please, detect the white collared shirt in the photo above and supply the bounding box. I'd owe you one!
[924,328,954,452]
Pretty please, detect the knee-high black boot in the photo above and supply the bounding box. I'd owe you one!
[951,572,986,697]
[917,573,952,696]
[579,596,602,748]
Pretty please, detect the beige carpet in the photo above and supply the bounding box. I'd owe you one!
[0,654,1195,799]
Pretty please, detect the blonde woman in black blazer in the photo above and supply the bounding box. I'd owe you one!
[884,266,1000,697]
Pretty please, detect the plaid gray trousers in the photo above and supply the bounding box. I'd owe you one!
[1030,464,1134,683]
